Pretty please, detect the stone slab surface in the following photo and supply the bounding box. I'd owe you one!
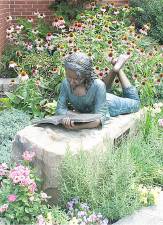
[113,192,163,225]
[0,78,18,92]
[12,109,146,201]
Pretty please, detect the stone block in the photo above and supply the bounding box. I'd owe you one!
[113,192,163,225]
[0,78,18,93]
[12,109,145,202]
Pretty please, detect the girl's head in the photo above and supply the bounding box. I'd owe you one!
[64,52,96,89]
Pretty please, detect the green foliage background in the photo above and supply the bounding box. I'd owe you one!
[130,0,163,44]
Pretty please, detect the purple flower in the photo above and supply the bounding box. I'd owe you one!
[77,211,86,217]
[158,119,163,127]
[87,213,98,222]
[80,203,89,211]
[72,197,79,204]
[100,218,109,225]
[67,201,74,210]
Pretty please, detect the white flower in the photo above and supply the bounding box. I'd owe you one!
[32,29,39,35]
[28,17,33,23]
[101,7,106,12]
[153,102,163,109]
[45,43,54,51]
[69,217,79,225]
[151,107,161,117]
[6,26,14,34]
[139,29,147,35]
[114,10,120,15]
[6,16,12,22]
[29,196,34,202]
[40,192,51,201]
[34,11,39,16]
[35,38,43,45]
[16,25,24,30]
[38,13,45,19]
[9,61,17,68]
[18,71,29,81]
[36,45,44,51]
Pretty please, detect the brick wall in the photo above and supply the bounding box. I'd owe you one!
[10,0,54,22]
[0,0,128,57]
[0,0,10,57]
[98,0,128,5]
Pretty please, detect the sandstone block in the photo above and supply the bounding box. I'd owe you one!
[12,109,145,202]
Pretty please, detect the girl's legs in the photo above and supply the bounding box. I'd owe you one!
[103,54,131,90]
[104,54,140,116]
[117,69,132,89]
[102,69,117,90]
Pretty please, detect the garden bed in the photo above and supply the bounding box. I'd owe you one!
[0,2,163,224]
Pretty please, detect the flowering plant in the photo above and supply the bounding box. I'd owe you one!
[138,185,161,206]
[0,151,68,224]
[2,2,163,117]
[67,197,109,225]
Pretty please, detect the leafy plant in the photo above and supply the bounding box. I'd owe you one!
[0,98,12,111]
[0,151,68,224]
[130,0,163,44]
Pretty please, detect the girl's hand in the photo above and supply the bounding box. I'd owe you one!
[62,117,77,129]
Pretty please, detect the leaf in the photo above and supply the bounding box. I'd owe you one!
[5,92,15,100]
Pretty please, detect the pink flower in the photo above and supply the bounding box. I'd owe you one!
[46,32,54,41]
[22,151,35,162]
[158,119,163,127]
[9,165,30,184]
[8,194,17,202]
[36,215,46,225]
[28,181,37,193]
[0,204,8,213]
[0,163,8,176]
[26,42,33,51]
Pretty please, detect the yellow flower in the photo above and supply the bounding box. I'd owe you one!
[140,196,148,205]
[96,35,103,41]
[47,212,53,224]
[69,217,79,225]
[149,189,159,205]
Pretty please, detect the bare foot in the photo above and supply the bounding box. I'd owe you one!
[113,54,130,72]
[111,58,117,66]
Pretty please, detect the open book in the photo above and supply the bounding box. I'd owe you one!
[32,113,101,126]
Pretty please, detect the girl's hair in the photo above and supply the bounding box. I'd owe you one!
[64,52,97,90]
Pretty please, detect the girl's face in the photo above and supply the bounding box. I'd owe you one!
[66,68,84,89]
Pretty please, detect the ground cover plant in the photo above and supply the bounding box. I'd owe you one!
[59,103,163,222]
[0,108,31,164]
[0,2,162,117]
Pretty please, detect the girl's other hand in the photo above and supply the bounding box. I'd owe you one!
[62,117,76,129]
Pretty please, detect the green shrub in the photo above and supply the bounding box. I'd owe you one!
[59,109,163,221]
[130,0,163,43]
[59,147,140,221]
[0,108,31,163]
